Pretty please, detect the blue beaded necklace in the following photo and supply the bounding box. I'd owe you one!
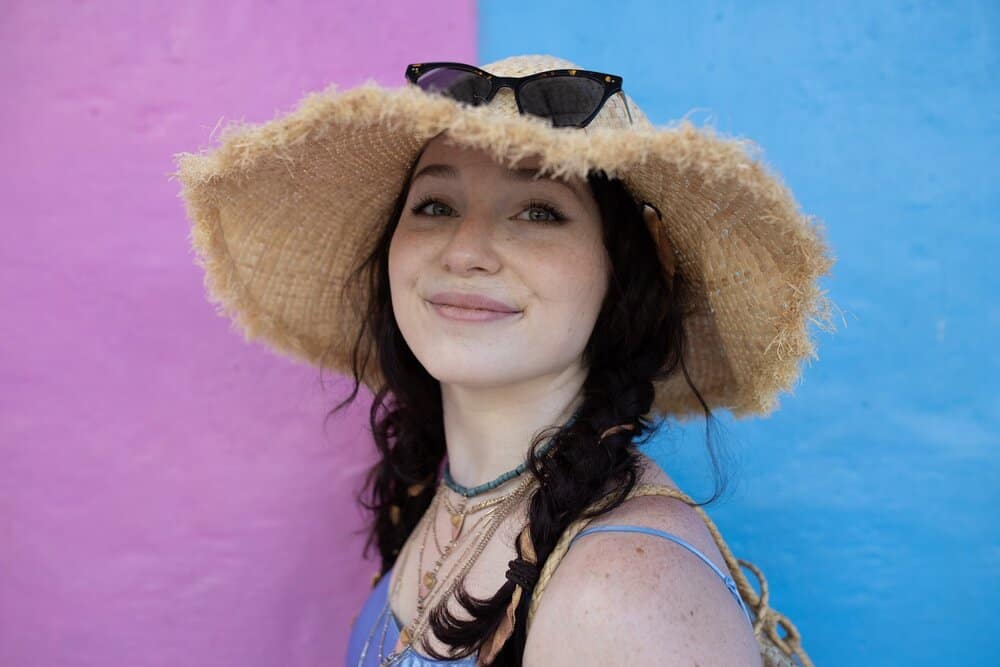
[442,406,583,498]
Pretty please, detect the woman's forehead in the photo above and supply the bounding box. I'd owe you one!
[418,134,541,170]
[413,135,587,196]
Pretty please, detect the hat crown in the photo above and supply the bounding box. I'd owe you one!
[473,54,651,131]
[480,53,581,77]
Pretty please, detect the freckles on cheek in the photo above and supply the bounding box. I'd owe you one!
[387,243,415,314]
[388,233,418,289]
[540,256,605,335]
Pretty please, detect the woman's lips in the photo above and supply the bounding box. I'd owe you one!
[428,301,522,323]
[426,291,520,312]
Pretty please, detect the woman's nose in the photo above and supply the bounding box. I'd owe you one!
[439,212,501,274]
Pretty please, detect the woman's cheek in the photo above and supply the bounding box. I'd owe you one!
[387,233,420,320]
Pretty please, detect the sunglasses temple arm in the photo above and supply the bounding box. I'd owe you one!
[618,91,634,125]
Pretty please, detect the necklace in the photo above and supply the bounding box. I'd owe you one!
[387,472,531,615]
[441,404,581,498]
[432,494,498,558]
[388,482,510,622]
[386,474,537,662]
[420,475,526,601]
[439,485,517,544]
[395,476,535,661]
[377,408,580,663]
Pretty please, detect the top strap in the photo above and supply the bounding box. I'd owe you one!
[525,482,814,667]
[570,523,754,627]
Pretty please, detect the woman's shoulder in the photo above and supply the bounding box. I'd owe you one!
[575,452,726,577]
[522,453,760,665]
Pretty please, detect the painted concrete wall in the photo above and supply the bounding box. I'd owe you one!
[1,1,995,666]
[0,2,475,666]
[477,1,997,664]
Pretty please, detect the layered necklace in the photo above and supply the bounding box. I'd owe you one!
[384,474,535,662]
[383,411,577,663]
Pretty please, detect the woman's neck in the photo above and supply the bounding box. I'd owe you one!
[439,371,586,492]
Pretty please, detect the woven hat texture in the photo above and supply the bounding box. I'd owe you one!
[173,54,837,419]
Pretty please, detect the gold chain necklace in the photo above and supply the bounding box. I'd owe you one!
[432,493,497,560]
[388,475,525,620]
[387,474,537,661]
[439,491,514,543]
[420,490,494,599]
[401,476,534,659]
[433,487,513,557]
[417,474,528,607]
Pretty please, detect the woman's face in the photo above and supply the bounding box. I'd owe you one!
[388,133,610,390]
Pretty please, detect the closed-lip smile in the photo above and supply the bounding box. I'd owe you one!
[426,291,521,313]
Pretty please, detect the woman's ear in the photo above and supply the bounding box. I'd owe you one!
[642,202,677,283]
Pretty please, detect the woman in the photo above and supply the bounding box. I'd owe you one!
[175,54,834,667]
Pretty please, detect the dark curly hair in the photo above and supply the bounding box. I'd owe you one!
[323,143,732,665]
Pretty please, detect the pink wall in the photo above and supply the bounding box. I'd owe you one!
[0,3,476,665]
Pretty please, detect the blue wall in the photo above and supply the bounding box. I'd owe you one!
[479,1,997,664]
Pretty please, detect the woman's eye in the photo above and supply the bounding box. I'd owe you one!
[409,197,566,224]
[411,198,454,217]
[517,201,567,225]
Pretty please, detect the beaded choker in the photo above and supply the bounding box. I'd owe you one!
[441,407,585,498]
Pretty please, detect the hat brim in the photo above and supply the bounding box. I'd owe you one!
[173,81,837,419]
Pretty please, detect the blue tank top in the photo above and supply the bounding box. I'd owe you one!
[345,524,754,666]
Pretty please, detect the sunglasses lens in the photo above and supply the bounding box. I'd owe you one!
[519,76,607,127]
[414,67,493,106]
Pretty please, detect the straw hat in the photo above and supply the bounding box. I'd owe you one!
[172,53,837,420]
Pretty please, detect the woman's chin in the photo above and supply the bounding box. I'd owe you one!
[422,363,532,389]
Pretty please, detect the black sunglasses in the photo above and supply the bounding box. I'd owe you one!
[405,61,634,129]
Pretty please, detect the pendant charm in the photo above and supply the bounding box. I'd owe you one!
[450,512,464,539]
[419,569,436,597]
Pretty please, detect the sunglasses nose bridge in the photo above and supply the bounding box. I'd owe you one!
[485,78,523,110]
[483,77,509,95]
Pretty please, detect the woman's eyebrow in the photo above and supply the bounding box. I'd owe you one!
[412,163,459,182]
[411,163,582,201]
[503,167,582,200]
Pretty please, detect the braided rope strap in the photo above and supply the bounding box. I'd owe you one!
[525,482,814,667]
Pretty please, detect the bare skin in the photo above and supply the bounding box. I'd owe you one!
[385,451,749,661]
[387,451,761,665]
[522,463,763,667]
